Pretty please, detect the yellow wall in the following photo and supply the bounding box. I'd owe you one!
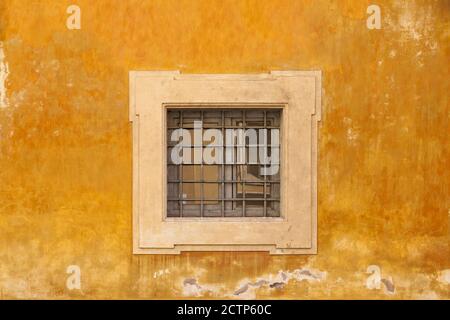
[0,0,448,299]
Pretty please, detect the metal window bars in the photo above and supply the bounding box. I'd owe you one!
[167,108,281,218]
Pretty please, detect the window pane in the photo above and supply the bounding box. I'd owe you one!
[167,108,281,218]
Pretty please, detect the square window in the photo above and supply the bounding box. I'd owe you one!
[130,71,320,254]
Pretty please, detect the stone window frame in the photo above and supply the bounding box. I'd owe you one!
[130,70,321,254]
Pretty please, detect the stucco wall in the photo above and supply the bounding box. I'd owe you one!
[0,0,448,299]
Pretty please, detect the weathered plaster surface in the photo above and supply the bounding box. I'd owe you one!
[0,0,448,299]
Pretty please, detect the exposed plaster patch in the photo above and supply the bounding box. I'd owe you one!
[232,268,327,299]
[381,277,395,294]
[397,6,422,41]
[234,283,250,295]
[335,237,370,256]
[437,269,450,285]
[153,269,170,279]
[342,118,360,146]
[366,265,396,295]
[180,268,327,299]
[10,89,26,108]
[0,42,10,109]
[415,51,424,68]
[386,2,438,51]
[1,278,31,299]
[182,278,223,297]
[182,278,203,297]
[269,282,285,289]
[347,128,359,143]
[415,290,440,300]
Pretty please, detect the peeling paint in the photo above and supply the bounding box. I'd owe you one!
[153,269,170,279]
[415,290,440,300]
[232,268,327,299]
[381,277,395,294]
[437,270,450,285]
[182,278,223,298]
[234,284,250,296]
[180,268,327,299]
[0,42,9,108]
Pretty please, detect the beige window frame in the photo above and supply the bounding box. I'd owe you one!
[130,71,321,255]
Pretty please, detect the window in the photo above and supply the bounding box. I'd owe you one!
[130,71,321,254]
[166,108,281,218]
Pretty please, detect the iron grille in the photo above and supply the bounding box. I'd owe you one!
[167,108,281,218]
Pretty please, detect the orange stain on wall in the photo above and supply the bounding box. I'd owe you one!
[0,0,448,299]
